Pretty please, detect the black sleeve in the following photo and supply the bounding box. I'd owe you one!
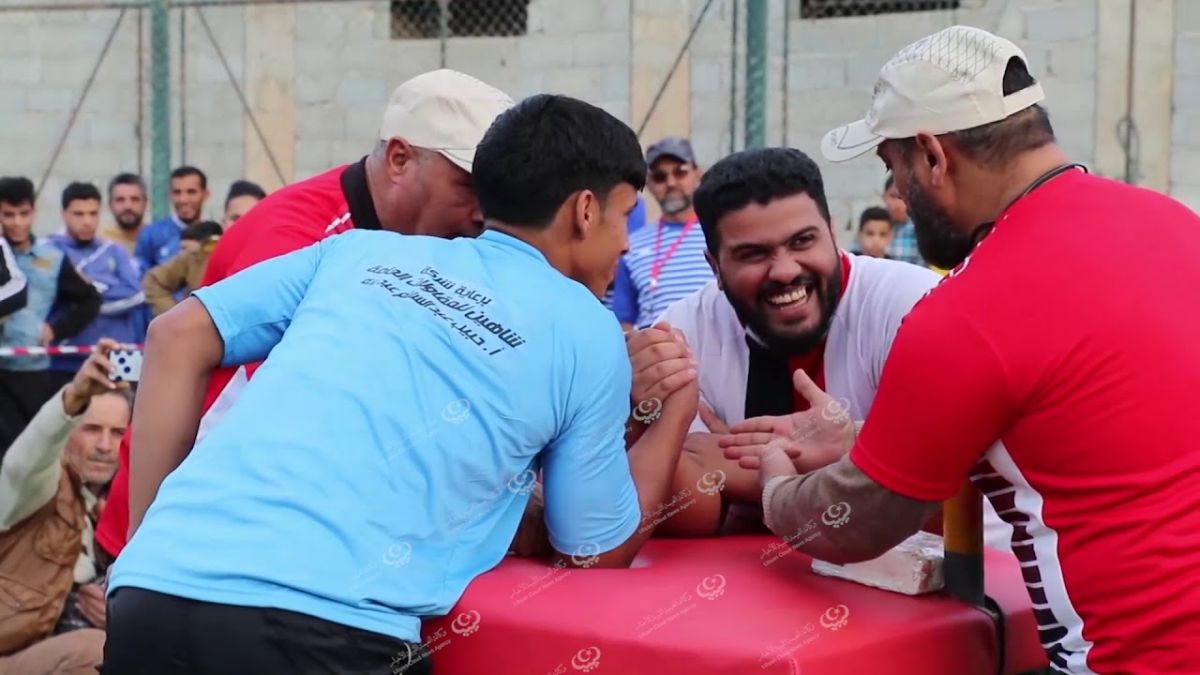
[0,285,26,319]
[0,251,26,318]
[49,261,101,340]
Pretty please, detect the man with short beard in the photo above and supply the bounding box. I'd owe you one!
[612,136,713,330]
[725,26,1200,675]
[100,174,148,257]
[626,146,1011,548]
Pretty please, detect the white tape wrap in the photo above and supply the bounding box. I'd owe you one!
[810,531,944,596]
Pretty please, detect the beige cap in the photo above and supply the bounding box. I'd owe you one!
[378,69,514,173]
[821,25,1045,163]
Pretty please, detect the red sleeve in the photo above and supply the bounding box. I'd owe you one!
[202,204,326,287]
[95,426,131,557]
[849,298,1017,502]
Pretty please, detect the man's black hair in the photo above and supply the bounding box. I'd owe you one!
[473,94,646,228]
[225,179,266,208]
[61,182,102,210]
[0,177,35,208]
[180,220,223,242]
[859,206,892,231]
[693,147,832,257]
[171,165,208,189]
[108,172,146,197]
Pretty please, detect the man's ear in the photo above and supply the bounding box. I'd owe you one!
[384,137,418,184]
[572,189,598,240]
[914,131,949,188]
[704,249,722,290]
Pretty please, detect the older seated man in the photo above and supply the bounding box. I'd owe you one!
[0,339,131,675]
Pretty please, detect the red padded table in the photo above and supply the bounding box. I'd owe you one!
[423,536,1048,674]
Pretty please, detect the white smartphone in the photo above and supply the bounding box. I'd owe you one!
[109,349,143,383]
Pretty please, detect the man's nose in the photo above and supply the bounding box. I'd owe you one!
[767,254,804,284]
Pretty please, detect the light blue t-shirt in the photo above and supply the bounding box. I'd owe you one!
[109,229,641,642]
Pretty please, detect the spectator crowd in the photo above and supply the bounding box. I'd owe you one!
[0,24,1197,675]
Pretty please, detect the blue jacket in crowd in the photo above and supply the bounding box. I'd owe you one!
[0,238,100,372]
[47,234,146,371]
[135,214,187,273]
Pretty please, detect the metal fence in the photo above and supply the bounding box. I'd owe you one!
[2,0,1127,238]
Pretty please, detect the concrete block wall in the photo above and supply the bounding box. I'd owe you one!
[1171,0,1200,211]
[0,9,143,234]
[3,0,1193,235]
[290,0,632,182]
[5,0,631,234]
[685,0,1103,244]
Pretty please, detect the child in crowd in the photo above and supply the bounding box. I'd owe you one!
[853,206,893,259]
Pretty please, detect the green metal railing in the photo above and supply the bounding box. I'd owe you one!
[743,0,766,149]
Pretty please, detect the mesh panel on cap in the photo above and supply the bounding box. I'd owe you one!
[889,26,1003,82]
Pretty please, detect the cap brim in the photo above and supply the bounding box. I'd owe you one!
[820,119,884,163]
[439,148,474,173]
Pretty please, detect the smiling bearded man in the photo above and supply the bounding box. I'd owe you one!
[630,147,1011,549]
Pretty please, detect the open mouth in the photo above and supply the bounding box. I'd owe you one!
[763,281,815,310]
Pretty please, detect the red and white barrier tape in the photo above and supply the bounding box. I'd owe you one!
[0,344,144,358]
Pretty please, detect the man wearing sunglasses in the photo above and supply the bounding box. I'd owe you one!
[611,136,713,331]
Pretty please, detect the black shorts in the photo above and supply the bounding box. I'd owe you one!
[102,587,431,675]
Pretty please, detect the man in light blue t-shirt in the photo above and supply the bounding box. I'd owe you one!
[104,95,699,675]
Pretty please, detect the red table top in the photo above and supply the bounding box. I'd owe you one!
[423,536,1048,675]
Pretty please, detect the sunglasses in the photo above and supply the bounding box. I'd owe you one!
[648,165,692,184]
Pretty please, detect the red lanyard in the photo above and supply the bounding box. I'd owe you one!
[649,216,698,291]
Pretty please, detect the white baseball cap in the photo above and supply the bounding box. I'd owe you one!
[378,69,514,173]
[821,25,1045,163]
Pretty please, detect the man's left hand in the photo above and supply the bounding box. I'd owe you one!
[76,581,107,629]
[62,338,127,416]
[720,370,855,477]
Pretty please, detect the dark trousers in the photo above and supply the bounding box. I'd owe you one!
[0,368,74,462]
[102,587,431,675]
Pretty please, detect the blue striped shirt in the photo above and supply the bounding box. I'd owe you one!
[612,218,714,328]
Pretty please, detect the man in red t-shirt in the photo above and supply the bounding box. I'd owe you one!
[724,26,1200,675]
[96,69,512,558]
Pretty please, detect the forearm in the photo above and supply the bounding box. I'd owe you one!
[128,300,224,535]
[570,402,692,568]
[763,455,939,565]
[0,387,77,530]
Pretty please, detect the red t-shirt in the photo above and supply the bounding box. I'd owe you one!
[850,171,1200,674]
[95,161,379,557]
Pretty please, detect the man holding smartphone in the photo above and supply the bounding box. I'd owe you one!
[0,339,131,674]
